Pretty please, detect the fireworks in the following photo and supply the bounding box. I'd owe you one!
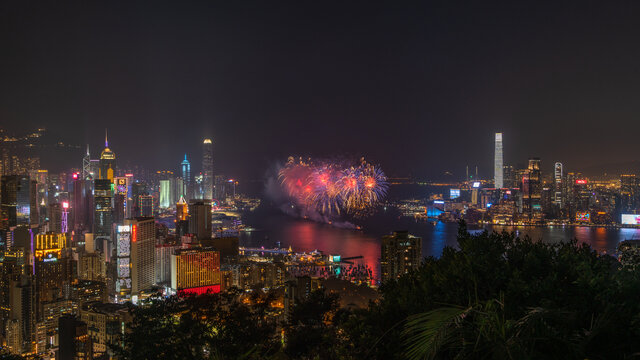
[278,157,388,217]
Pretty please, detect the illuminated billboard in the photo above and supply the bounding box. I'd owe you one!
[472,181,481,188]
[449,189,460,199]
[575,179,587,185]
[621,214,640,225]
[576,212,590,222]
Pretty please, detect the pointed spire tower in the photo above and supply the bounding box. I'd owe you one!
[99,128,116,180]
[82,144,91,179]
[181,153,192,200]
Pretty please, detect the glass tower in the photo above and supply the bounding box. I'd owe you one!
[494,133,503,189]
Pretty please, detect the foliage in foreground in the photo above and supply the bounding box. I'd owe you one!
[115,223,640,359]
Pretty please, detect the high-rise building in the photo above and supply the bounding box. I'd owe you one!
[93,179,113,248]
[181,154,191,200]
[202,139,213,200]
[121,218,155,297]
[380,231,422,283]
[159,179,171,209]
[554,162,563,208]
[621,174,638,212]
[171,247,221,295]
[138,195,153,217]
[494,133,504,189]
[522,158,542,221]
[1,175,36,231]
[176,196,188,237]
[99,130,116,181]
[73,178,93,234]
[82,145,91,180]
[188,200,212,241]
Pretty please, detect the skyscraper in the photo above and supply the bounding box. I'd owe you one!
[93,179,112,248]
[82,145,91,180]
[181,154,191,200]
[554,162,563,208]
[99,130,116,181]
[494,133,503,189]
[1,175,35,230]
[188,200,212,241]
[202,139,213,200]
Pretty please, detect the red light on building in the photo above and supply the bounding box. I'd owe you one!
[125,173,134,177]
[62,201,69,209]
[132,225,137,242]
[576,179,587,184]
[72,173,79,180]
[177,284,221,297]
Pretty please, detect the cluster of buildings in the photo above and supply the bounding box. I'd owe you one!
[408,133,640,226]
[0,130,255,358]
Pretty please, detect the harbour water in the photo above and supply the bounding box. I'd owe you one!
[240,207,640,282]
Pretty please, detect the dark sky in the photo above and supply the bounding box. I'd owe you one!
[2,1,640,180]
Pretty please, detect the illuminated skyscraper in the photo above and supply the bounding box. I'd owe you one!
[181,154,191,199]
[125,217,155,297]
[202,139,213,200]
[554,162,563,208]
[159,180,171,209]
[99,130,116,181]
[188,200,212,241]
[494,133,503,189]
[93,179,113,248]
[1,175,35,230]
[82,145,91,180]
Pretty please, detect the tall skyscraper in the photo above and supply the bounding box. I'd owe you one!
[181,154,191,200]
[125,217,155,297]
[99,130,116,181]
[494,133,503,189]
[82,145,91,180]
[554,162,563,207]
[188,200,212,241]
[1,175,35,230]
[93,179,113,247]
[202,139,213,200]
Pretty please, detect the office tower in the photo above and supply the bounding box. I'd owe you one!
[79,302,127,357]
[181,154,191,200]
[159,179,171,209]
[138,195,153,217]
[176,196,188,237]
[48,203,62,233]
[113,177,130,223]
[1,175,35,230]
[31,169,48,224]
[522,158,542,220]
[93,179,113,248]
[99,130,116,181]
[194,173,204,200]
[202,139,213,200]
[175,177,184,203]
[89,159,99,180]
[73,179,93,234]
[0,248,26,326]
[71,280,107,306]
[119,218,155,298]
[554,162,563,208]
[171,247,221,295]
[131,182,147,217]
[494,133,504,189]
[58,315,92,360]
[82,145,91,180]
[380,231,422,283]
[188,200,212,241]
[621,174,638,212]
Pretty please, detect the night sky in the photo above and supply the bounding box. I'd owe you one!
[2,1,640,180]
